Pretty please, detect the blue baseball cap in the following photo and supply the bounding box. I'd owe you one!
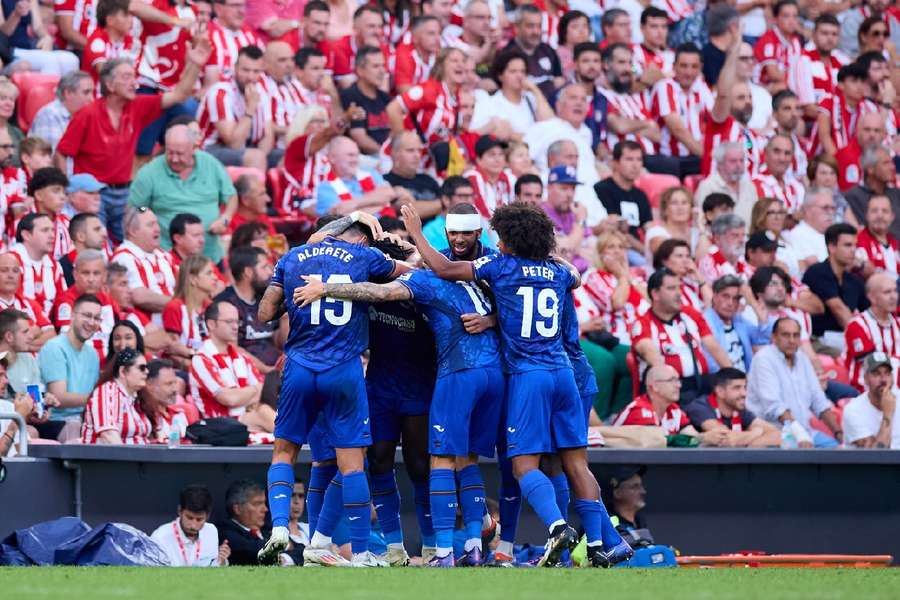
[66,173,106,194]
[548,165,582,185]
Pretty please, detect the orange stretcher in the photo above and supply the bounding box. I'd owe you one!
[677,553,894,568]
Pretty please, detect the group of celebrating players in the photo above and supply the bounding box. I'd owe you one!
[252,200,632,568]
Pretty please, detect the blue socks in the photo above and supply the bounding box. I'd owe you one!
[457,465,485,549]
[498,456,521,545]
[413,480,435,547]
[371,470,403,545]
[266,463,294,529]
[316,472,344,537]
[518,469,564,530]
[574,498,604,546]
[596,496,623,547]
[342,471,371,555]
[550,473,570,521]
[306,463,337,535]
[429,468,457,554]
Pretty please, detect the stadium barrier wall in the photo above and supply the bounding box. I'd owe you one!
[2,446,899,560]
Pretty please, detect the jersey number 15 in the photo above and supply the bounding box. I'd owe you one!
[307,274,352,326]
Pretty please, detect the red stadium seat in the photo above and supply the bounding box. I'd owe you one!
[11,72,59,128]
[226,166,264,184]
[635,173,681,209]
[817,354,851,386]
[626,351,640,398]
[684,174,703,193]
[267,168,287,214]
[21,83,57,132]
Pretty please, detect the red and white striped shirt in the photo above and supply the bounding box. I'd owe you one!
[207,21,262,80]
[197,80,268,149]
[162,297,208,351]
[810,90,880,155]
[753,28,803,88]
[82,29,141,95]
[0,167,27,249]
[464,167,515,220]
[700,114,764,177]
[111,240,176,296]
[379,7,411,45]
[681,278,705,309]
[631,44,674,77]
[52,288,117,364]
[582,268,650,345]
[54,0,97,50]
[280,134,331,215]
[190,339,261,418]
[844,309,900,391]
[258,75,304,132]
[393,43,435,91]
[856,227,899,277]
[612,394,690,435]
[0,293,53,332]
[751,165,806,215]
[397,80,458,148]
[798,48,848,106]
[630,305,712,380]
[651,0,695,22]
[136,0,196,91]
[599,87,658,154]
[9,212,72,260]
[651,77,713,157]
[697,244,751,284]
[9,244,66,316]
[82,379,152,444]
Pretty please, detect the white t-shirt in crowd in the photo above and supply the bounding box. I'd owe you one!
[150,519,222,567]
[748,82,772,130]
[470,89,540,137]
[784,221,828,268]
[843,392,900,449]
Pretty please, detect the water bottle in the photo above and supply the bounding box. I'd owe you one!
[781,422,797,449]
[167,426,181,449]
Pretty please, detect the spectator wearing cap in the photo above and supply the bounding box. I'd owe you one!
[747,317,842,447]
[844,146,900,241]
[544,138,604,222]
[29,71,93,153]
[694,141,758,227]
[62,173,105,219]
[27,167,72,260]
[38,294,102,439]
[698,213,749,284]
[703,275,767,374]
[464,135,516,224]
[612,364,715,442]
[857,195,899,280]
[802,223,869,342]
[59,212,106,286]
[593,141,652,266]
[543,165,587,272]
[315,136,398,217]
[631,268,732,403]
[743,231,779,276]
[130,123,238,264]
[598,465,650,547]
[421,176,491,252]
[151,484,230,567]
[383,133,442,219]
[686,367,782,447]
[55,37,212,244]
[843,352,900,448]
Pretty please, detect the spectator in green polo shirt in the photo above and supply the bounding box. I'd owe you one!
[129,122,238,263]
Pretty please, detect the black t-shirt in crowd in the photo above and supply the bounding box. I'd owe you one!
[685,396,756,431]
[802,260,870,336]
[213,286,279,366]
[384,171,441,202]
[501,40,562,99]
[340,83,391,146]
[702,42,726,87]
[593,177,653,237]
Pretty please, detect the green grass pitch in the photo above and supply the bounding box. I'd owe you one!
[4,566,899,600]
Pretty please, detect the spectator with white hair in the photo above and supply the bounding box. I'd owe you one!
[784,187,837,272]
[218,478,301,566]
[130,123,238,264]
[315,136,398,217]
[28,70,93,152]
[698,213,749,283]
[845,146,900,241]
[694,141,758,227]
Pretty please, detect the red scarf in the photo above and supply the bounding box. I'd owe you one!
[212,344,249,387]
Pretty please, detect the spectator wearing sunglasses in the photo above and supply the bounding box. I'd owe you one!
[81,347,152,444]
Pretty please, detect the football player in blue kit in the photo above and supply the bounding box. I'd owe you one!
[295,214,505,568]
[400,202,633,568]
[257,211,412,568]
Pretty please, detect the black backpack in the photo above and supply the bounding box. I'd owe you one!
[185,418,249,446]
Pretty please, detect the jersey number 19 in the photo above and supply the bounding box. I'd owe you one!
[516,286,558,338]
[308,274,353,326]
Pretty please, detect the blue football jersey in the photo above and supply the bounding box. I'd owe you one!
[440,242,496,262]
[472,254,576,373]
[366,300,437,402]
[272,237,395,371]
[562,292,599,398]
[397,269,500,377]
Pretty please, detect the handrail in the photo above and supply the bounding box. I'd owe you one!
[0,411,28,456]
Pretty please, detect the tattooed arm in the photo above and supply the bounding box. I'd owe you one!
[259,285,286,322]
[294,278,412,306]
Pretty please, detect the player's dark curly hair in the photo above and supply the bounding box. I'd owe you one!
[489,202,556,261]
[372,238,413,260]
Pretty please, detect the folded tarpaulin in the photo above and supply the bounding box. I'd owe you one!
[0,518,172,566]
[0,517,90,565]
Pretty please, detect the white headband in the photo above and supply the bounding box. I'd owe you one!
[445,213,483,232]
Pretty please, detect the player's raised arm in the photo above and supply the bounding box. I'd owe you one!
[294,277,412,306]
[401,205,475,281]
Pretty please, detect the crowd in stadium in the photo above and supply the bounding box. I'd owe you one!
[0,0,899,568]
